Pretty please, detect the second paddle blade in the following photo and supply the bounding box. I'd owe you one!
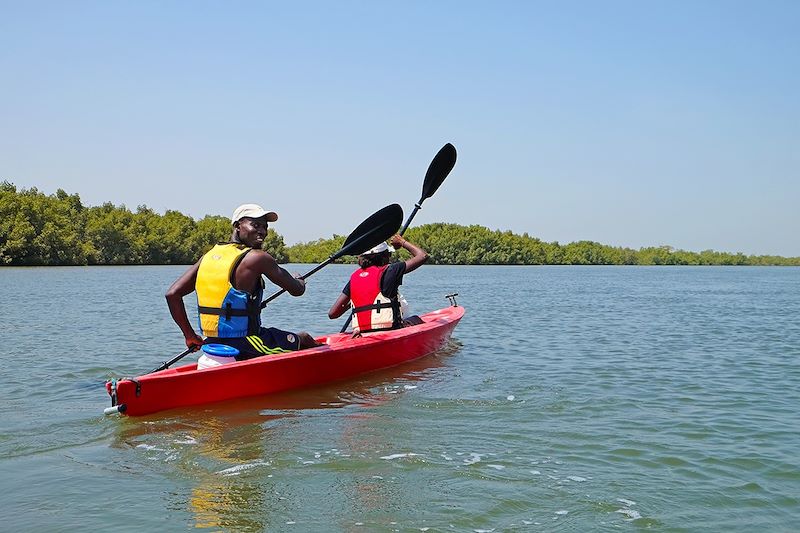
[421,143,457,201]
[335,203,403,260]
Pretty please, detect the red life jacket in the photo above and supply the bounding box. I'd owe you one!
[349,265,401,333]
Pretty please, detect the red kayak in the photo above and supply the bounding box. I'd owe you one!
[105,305,464,416]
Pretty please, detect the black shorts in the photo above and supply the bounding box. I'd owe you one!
[205,327,301,361]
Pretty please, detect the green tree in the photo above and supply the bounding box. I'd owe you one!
[3,181,800,267]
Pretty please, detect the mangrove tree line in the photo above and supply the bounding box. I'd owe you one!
[0,182,286,265]
[2,182,798,266]
[285,223,800,266]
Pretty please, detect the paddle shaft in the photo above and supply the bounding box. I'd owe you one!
[397,202,422,237]
[260,256,333,308]
[340,144,456,333]
[149,346,197,374]
[260,203,403,309]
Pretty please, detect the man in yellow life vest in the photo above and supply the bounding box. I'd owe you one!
[166,204,318,360]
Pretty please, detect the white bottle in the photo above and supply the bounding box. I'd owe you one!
[197,343,239,369]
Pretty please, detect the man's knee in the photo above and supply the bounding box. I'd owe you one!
[402,315,424,327]
[297,332,319,349]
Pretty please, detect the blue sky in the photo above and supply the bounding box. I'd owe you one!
[2,1,798,255]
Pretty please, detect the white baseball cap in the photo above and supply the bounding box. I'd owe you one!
[231,204,278,224]
[362,241,391,255]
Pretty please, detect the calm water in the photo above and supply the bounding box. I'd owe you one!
[1,265,799,531]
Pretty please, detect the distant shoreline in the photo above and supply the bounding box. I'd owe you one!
[3,182,799,267]
[3,262,800,269]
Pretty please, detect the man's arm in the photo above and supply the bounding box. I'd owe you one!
[238,251,306,296]
[389,235,428,273]
[329,292,351,319]
[165,260,204,349]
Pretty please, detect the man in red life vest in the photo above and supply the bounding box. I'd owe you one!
[166,204,318,360]
[328,234,428,334]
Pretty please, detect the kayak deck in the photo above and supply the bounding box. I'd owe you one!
[106,305,464,416]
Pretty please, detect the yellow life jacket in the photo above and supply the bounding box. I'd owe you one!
[196,243,263,338]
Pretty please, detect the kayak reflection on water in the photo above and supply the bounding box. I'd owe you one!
[109,342,460,529]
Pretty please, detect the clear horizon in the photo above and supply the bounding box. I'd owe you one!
[2,1,798,256]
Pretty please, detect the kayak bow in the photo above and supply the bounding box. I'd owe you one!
[105,305,464,416]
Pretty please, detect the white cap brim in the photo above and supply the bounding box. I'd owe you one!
[362,241,391,255]
[231,203,278,223]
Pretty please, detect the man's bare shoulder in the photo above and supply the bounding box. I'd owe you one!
[241,249,277,269]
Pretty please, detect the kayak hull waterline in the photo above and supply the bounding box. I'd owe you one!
[105,306,464,416]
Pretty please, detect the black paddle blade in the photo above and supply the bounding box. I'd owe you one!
[421,143,457,201]
[334,203,403,260]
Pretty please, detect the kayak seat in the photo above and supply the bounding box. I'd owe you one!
[402,315,424,327]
